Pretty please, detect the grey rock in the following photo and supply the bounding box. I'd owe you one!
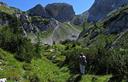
[105,13,128,34]
[28,4,49,18]
[71,11,89,25]
[71,15,84,25]
[0,12,11,26]
[28,3,75,22]
[32,18,58,31]
[45,3,75,22]
[88,0,128,22]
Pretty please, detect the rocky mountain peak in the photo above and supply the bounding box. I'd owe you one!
[45,3,75,22]
[28,3,75,22]
[35,4,42,8]
[28,4,49,18]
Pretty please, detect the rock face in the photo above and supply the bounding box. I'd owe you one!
[88,0,128,22]
[28,3,75,22]
[71,11,89,25]
[104,8,128,34]
[78,4,128,48]
[45,3,75,22]
[28,4,49,18]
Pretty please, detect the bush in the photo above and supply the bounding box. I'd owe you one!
[29,74,40,82]
[23,63,32,71]
[86,47,128,80]
[15,38,35,63]
[0,26,22,53]
[0,13,38,63]
[108,49,128,78]
[62,44,89,73]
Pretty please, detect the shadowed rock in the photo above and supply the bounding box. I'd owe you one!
[45,3,75,22]
[88,0,128,22]
[28,4,49,18]
[28,3,75,22]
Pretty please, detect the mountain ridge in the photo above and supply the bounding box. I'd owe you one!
[88,0,128,22]
[0,3,82,45]
[28,3,75,22]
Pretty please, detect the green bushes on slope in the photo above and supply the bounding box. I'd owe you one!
[0,12,40,63]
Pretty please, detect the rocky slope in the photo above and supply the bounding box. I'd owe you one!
[28,3,88,25]
[27,4,49,18]
[79,4,128,49]
[88,0,128,22]
[71,11,89,25]
[0,2,81,45]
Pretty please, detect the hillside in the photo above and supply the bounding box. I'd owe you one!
[0,47,112,82]
[77,5,128,81]
[88,0,128,22]
[79,4,128,49]
[0,3,82,45]
[0,48,71,82]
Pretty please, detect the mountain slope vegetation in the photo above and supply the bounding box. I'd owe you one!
[0,1,128,82]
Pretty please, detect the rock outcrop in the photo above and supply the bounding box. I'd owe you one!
[28,4,49,18]
[71,11,89,25]
[45,3,75,22]
[103,6,128,34]
[88,0,128,22]
[78,4,128,49]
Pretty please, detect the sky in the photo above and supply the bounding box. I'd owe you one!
[1,0,95,14]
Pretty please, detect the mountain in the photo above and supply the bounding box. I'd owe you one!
[27,4,49,18]
[88,0,128,22]
[46,3,75,22]
[79,4,128,49]
[1,1,128,82]
[71,11,89,25]
[0,2,82,45]
[28,3,75,22]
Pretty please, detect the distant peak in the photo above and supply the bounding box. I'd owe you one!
[35,4,43,8]
[0,2,7,6]
[46,3,72,7]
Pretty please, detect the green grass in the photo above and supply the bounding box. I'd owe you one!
[0,47,119,82]
[0,6,15,14]
[63,22,83,31]
[0,48,71,82]
[30,58,70,82]
[0,48,24,81]
[81,75,111,82]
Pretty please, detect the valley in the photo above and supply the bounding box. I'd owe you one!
[0,0,128,82]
